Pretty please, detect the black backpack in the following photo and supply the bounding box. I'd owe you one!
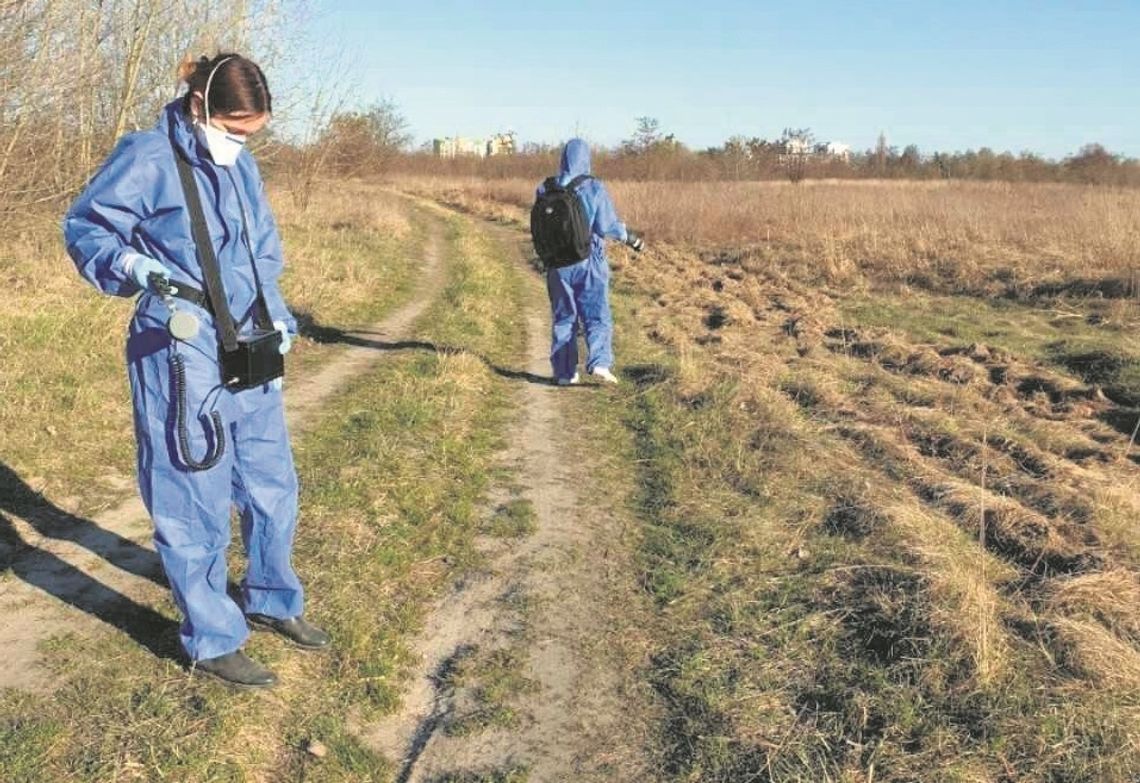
[531,174,592,268]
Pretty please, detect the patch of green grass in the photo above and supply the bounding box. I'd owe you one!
[427,766,530,783]
[442,646,539,737]
[278,714,391,783]
[0,696,63,783]
[483,498,537,539]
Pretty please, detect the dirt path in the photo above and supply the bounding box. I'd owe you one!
[0,218,447,692]
[360,227,649,782]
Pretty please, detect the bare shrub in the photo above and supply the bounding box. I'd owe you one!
[0,0,303,212]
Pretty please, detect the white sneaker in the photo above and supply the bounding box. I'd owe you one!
[591,367,619,384]
[557,373,580,386]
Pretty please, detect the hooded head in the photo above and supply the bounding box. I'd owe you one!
[559,138,591,181]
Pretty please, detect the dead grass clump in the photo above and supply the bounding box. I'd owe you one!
[939,355,983,385]
[832,566,933,668]
[1049,570,1140,644]
[822,497,887,540]
[1053,618,1140,690]
[903,347,944,376]
[906,424,982,467]
[779,373,852,417]
[931,481,1097,577]
[875,501,1012,684]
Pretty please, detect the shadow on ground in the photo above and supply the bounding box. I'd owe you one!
[294,311,573,389]
[0,462,180,663]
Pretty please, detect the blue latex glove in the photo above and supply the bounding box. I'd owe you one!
[273,320,292,355]
[123,252,175,293]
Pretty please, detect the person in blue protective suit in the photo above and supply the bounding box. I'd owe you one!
[538,139,644,385]
[63,54,329,689]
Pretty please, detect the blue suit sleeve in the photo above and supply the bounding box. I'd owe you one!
[246,159,297,335]
[63,134,157,297]
[590,182,628,243]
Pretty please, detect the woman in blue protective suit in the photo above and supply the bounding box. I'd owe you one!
[538,138,644,385]
[63,54,328,688]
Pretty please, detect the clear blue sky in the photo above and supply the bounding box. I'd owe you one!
[304,0,1137,159]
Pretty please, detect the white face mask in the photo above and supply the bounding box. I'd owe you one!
[197,121,246,167]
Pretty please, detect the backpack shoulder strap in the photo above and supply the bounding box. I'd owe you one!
[566,174,593,191]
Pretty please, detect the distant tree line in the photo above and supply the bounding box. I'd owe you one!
[372,117,1140,188]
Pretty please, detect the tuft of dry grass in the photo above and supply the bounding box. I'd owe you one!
[1054,618,1140,690]
[1049,570,1140,643]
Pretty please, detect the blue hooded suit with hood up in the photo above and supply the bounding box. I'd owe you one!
[538,139,629,380]
[63,99,303,661]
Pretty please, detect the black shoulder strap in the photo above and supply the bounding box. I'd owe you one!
[171,143,239,351]
[224,167,275,332]
[566,174,593,191]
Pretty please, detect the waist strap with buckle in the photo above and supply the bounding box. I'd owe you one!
[167,281,213,315]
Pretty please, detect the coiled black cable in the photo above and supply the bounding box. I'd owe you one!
[169,351,226,471]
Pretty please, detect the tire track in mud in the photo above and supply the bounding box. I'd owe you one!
[359,225,649,782]
[0,215,448,692]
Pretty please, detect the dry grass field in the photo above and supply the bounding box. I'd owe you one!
[403,175,1140,781]
[403,176,1140,295]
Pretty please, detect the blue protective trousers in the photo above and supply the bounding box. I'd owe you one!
[546,256,613,380]
[127,301,302,661]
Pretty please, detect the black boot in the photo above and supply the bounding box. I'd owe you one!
[194,650,277,689]
[247,614,331,650]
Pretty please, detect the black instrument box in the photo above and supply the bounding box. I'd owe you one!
[221,329,284,390]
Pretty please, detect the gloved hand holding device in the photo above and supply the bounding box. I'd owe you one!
[123,252,176,293]
[625,230,645,253]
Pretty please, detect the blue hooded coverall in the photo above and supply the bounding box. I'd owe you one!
[63,100,302,661]
[538,139,629,380]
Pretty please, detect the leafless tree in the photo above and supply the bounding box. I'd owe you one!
[0,0,305,211]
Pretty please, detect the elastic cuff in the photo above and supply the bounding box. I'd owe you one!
[120,251,146,278]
